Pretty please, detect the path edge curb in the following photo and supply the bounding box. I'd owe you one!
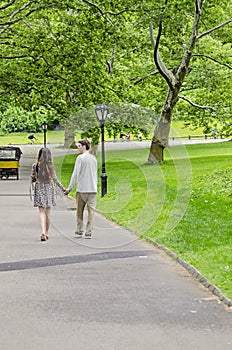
[144,235,232,308]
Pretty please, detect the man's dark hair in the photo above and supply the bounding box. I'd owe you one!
[78,139,90,150]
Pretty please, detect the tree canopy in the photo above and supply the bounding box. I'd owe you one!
[0,1,231,150]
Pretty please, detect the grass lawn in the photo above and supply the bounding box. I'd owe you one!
[56,141,232,300]
[0,130,65,145]
[169,120,204,138]
[0,121,204,145]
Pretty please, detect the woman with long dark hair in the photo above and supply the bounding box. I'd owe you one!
[31,147,65,241]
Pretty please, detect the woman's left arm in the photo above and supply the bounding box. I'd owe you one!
[50,164,65,191]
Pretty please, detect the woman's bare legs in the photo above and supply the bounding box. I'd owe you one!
[45,207,51,238]
[39,207,46,235]
[39,207,51,240]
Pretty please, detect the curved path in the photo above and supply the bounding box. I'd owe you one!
[0,143,232,350]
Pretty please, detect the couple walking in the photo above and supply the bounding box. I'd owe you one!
[31,140,97,241]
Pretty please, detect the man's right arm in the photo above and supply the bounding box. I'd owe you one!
[65,156,81,194]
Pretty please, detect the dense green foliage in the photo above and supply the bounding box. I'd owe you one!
[0,105,58,132]
[0,1,231,138]
[57,141,232,299]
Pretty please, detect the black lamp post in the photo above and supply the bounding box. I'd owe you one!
[95,104,108,197]
[42,121,47,148]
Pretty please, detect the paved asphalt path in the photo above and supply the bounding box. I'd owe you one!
[1,142,232,350]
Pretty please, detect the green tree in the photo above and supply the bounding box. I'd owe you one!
[147,0,232,163]
[0,0,231,155]
[0,1,139,145]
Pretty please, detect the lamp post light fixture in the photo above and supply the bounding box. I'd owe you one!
[42,121,47,148]
[95,103,108,197]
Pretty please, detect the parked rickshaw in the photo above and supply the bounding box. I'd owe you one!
[0,146,22,180]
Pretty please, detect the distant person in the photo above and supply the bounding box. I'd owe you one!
[64,139,98,239]
[31,147,65,241]
[138,133,142,142]
[211,127,217,139]
[120,133,125,141]
[15,147,23,160]
[126,133,130,141]
[28,133,37,144]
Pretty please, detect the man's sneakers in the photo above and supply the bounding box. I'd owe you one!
[85,232,92,239]
[74,231,92,239]
[74,231,83,238]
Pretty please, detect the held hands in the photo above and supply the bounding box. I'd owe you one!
[64,189,70,196]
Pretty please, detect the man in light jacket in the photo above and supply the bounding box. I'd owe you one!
[65,139,98,239]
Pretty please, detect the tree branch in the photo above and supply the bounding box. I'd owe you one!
[81,0,114,25]
[118,47,138,61]
[81,0,137,16]
[0,1,41,25]
[0,41,12,45]
[150,21,176,90]
[197,18,232,40]
[178,95,215,110]
[132,71,159,85]
[193,54,232,70]
[0,54,28,59]
[81,0,105,15]
[0,1,56,37]
[0,0,15,11]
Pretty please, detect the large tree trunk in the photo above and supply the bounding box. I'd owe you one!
[148,89,179,163]
[64,91,77,149]
[89,144,98,156]
[64,127,76,148]
[148,0,209,164]
[64,119,76,148]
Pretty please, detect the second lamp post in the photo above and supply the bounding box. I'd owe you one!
[42,121,47,148]
[95,104,108,197]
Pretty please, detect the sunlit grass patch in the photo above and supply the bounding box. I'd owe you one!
[56,141,232,299]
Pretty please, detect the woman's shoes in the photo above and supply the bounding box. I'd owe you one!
[41,234,47,241]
